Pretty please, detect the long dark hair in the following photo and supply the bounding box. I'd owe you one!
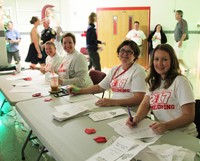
[146,44,182,91]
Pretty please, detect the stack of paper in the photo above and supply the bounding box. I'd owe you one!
[89,109,127,121]
[52,105,89,121]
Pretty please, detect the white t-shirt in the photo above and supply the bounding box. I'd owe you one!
[126,29,146,46]
[45,53,61,73]
[146,76,197,136]
[99,63,147,99]
[152,32,161,49]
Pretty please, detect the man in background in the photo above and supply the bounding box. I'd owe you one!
[41,18,56,61]
[174,10,189,72]
[5,21,21,64]
[126,21,146,56]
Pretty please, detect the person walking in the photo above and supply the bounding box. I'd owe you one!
[174,10,189,72]
[86,12,105,71]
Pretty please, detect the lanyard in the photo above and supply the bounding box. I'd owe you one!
[111,63,133,81]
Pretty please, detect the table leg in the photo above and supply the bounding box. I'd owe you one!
[21,130,38,160]
[37,145,48,161]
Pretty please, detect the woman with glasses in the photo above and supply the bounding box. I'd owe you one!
[67,40,147,107]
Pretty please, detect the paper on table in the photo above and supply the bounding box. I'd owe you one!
[9,85,38,93]
[65,94,97,103]
[89,109,127,121]
[108,118,160,139]
[116,138,152,161]
[86,137,134,161]
[55,98,98,112]
[135,144,196,161]
[52,104,89,121]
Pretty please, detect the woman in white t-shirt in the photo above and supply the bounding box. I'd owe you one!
[147,24,167,55]
[68,40,147,107]
[126,44,198,137]
[40,41,61,74]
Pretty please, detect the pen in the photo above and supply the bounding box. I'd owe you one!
[127,106,133,122]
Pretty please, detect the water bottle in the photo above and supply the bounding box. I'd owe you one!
[16,63,21,73]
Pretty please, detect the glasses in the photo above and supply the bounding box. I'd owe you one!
[119,49,134,55]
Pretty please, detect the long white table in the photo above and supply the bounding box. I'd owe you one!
[16,96,200,161]
[0,70,50,106]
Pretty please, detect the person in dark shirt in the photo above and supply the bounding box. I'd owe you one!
[86,12,105,71]
[174,10,189,72]
[41,18,56,63]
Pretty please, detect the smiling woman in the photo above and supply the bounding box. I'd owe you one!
[126,44,198,137]
[67,40,147,108]
[57,32,93,88]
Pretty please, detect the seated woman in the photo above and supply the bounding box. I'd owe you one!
[58,32,93,87]
[126,44,198,137]
[40,41,61,74]
[68,40,147,107]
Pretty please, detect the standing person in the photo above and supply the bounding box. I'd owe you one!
[68,40,147,107]
[86,12,106,71]
[126,44,197,137]
[41,18,56,60]
[126,21,146,56]
[174,10,189,72]
[147,24,167,55]
[58,32,93,87]
[25,16,43,69]
[5,21,21,64]
[147,24,167,70]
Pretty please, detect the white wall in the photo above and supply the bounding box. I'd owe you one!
[3,0,200,71]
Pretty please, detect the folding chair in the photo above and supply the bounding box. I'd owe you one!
[89,70,106,98]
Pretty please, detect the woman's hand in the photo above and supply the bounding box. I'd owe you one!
[126,116,139,128]
[149,122,168,135]
[38,53,42,59]
[95,98,113,107]
[67,85,80,95]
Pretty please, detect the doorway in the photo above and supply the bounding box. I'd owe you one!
[97,7,150,68]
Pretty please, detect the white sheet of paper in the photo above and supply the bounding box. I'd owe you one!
[89,109,127,121]
[65,94,97,103]
[148,144,196,161]
[116,139,152,161]
[9,85,38,93]
[52,105,89,121]
[55,98,98,112]
[86,137,134,161]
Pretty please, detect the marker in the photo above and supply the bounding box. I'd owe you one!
[127,106,133,122]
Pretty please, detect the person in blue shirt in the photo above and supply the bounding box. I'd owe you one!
[5,21,21,64]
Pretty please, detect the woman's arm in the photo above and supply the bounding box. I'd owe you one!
[60,54,90,86]
[126,95,150,128]
[31,28,42,58]
[151,103,195,134]
[95,92,145,107]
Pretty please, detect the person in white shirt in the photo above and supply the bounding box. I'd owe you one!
[58,32,93,87]
[126,44,198,137]
[67,40,147,107]
[126,21,146,56]
[40,41,61,74]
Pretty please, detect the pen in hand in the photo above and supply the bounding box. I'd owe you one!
[127,106,133,122]
[127,107,137,127]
